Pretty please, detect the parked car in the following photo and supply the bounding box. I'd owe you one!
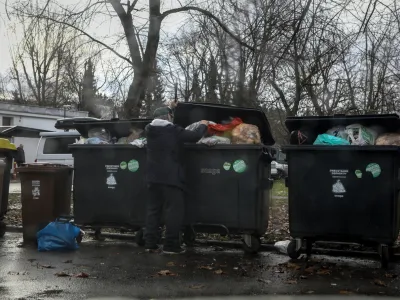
[270,147,288,179]
[35,131,80,166]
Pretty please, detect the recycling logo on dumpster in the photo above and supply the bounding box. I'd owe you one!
[32,180,40,199]
[105,164,119,189]
[332,179,346,195]
[106,174,117,188]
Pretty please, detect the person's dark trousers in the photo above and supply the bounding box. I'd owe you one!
[145,184,185,249]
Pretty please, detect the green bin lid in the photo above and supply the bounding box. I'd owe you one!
[173,102,275,145]
[0,138,17,151]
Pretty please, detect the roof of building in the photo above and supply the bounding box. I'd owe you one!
[0,102,89,119]
[0,126,52,138]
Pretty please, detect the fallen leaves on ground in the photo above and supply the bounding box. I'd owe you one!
[63,260,73,264]
[74,272,89,278]
[189,284,205,289]
[339,290,354,295]
[286,262,301,270]
[157,270,177,276]
[166,262,176,267]
[300,275,308,280]
[55,271,70,277]
[214,269,225,275]
[373,279,387,287]
[304,267,315,274]
[317,269,331,275]
[257,278,271,284]
[199,265,213,270]
[286,280,297,284]
[38,264,54,269]
[385,273,398,279]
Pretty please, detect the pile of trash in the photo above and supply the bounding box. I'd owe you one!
[73,117,262,147]
[74,127,147,148]
[291,124,400,146]
[186,117,262,146]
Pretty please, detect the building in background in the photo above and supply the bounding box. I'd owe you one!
[0,102,88,164]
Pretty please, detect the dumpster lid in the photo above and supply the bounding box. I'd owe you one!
[0,138,16,151]
[173,102,275,145]
[72,118,153,138]
[285,114,400,133]
[54,117,102,130]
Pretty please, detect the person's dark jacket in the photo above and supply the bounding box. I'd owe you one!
[145,119,207,189]
[15,147,25,164]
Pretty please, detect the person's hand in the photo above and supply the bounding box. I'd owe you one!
[200,120,209,125]
[168,100,178,109]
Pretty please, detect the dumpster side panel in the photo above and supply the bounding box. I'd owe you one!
[184,146,269,235]
[72,146,147,228]
[286,147,398,244]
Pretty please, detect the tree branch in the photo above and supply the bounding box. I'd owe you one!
[160,6,254,51]
[25,13,133,66]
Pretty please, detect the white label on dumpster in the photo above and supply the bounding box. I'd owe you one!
[330,169,349,179]
[32,180,40,199]
[330,170,348,198]
[200,168,220,175]
[105,165,119,189]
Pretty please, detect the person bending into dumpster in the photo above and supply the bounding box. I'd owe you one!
[145,106,208,254]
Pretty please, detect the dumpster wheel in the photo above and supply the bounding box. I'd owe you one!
[135,229,145,246]
[0,221,5,238]
[183,227,196,247]
[287,240,301,259]
[242,235,261,254]
[379,244,390,269]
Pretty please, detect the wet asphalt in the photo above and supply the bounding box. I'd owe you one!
[1,233,400,299]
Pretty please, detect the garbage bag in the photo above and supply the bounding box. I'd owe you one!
[231,123,261,144]
[130,137,147,148]
[37,221,81,251]
[327,126,348,140]
[198,136,231,146]
[127,128,144,143]
[346,124,376,145]
[376,133,400,146]
[86,137,109,144]
[274,240,291,254]
[88,128,110,142]
[313,134,350,145]
[208,117,243,137]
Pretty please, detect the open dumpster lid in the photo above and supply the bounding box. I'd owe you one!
[72,118,153,138]
[285,113,400,133]
[173,102,275,145]
[55,117,101,130]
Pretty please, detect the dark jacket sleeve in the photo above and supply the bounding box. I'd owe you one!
[177,124,207,143]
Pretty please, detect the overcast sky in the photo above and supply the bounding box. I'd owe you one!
[0,0,186,73]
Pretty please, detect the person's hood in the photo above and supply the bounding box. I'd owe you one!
[149,119,173,127]
[145,119,175,137]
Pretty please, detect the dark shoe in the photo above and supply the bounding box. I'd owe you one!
[163,246,186,255]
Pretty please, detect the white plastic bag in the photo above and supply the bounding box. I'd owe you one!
[274,240,291,254]
[130,138,147,148]
[346,124,376,145]
[198,136,231,146]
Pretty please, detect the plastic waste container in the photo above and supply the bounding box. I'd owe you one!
[282,114,400,267]
[18,164,73,242]
[173,103,275,253]
[68,119,152,240]
[0,139,17,237]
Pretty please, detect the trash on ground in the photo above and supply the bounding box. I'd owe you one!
[274,240,290,254]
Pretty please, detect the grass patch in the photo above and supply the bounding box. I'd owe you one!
[271,179,288,198]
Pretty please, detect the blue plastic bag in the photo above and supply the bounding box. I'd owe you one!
[37,220,81,251]
[313,134,350,146]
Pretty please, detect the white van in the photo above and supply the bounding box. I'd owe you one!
[35,131,80,166]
